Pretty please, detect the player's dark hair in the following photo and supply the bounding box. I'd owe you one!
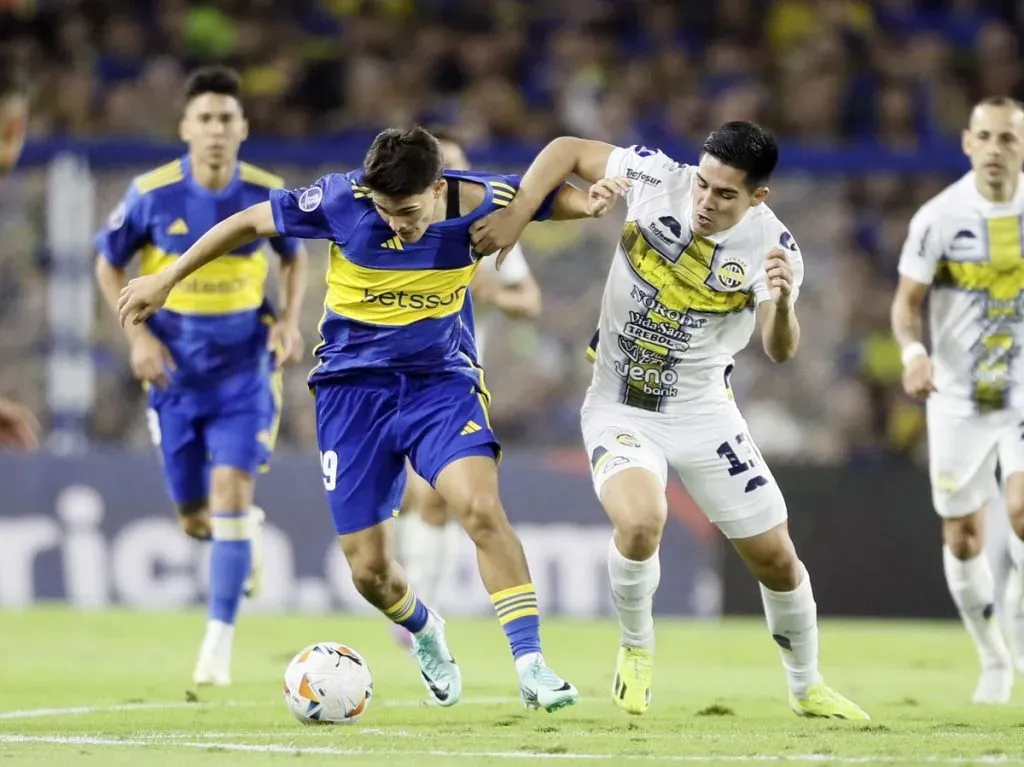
[362,126,444,197]
[700,121,778,191]
[183,66,243,106]
[0,51,28,101]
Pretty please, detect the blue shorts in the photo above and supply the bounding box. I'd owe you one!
[146,368,283,506]
[314,369,498,535]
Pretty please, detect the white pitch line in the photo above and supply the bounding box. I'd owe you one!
[1,735,1024,765]
[0,697,520,722]
[0,702,202,720]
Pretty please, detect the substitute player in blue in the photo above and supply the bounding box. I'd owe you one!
[94,67,308,687]
[118,126,625,711]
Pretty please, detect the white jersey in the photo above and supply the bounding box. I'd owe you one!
[898,172,1024,416]
[586,145,804,414]
[472,243,531,361]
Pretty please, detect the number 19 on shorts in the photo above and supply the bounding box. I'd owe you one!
[321,450,338,491]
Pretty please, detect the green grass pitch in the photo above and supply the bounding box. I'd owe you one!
[0,608,1022,766]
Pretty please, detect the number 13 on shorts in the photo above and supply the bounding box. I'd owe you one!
[716,432,769,494]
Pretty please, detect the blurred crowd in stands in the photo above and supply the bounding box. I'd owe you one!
[2,0,1022,463]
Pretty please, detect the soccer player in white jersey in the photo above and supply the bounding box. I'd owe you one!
[891,96,1024,704]
[471,121,869,720]
[394,129,542,648]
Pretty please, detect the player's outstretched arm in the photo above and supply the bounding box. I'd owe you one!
[891,275,935,399]
[498,137,619,223]
[548,177,631,221]
[470,137,629,261]
[118,202,277,327]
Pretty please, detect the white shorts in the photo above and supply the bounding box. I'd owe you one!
[580,399,788,539]
[926,405,1024,518]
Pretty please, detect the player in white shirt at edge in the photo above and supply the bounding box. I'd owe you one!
[891,96,1024,704]
[470,120,869,720]
[394,128,542,648]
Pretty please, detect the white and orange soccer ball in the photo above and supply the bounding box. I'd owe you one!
[283,642,373,725]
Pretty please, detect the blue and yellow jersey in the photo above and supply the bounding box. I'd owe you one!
[268,169,555,384]
[95,156,301,382]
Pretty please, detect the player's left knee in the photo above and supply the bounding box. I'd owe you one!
[739,526,801,591]
[209,465,255,512]
[758,552,802,592]
[343,543,393,599]
[453,492,508,544]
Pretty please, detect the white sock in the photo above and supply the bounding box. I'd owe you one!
[199,618,234,661]
[514,651,543,677]
[400,511,449,608]
[414,609,439,638]
[1005,534,1024,662]
[607,537,660,650]
[943,547,1010,669]
[760,564,821,698]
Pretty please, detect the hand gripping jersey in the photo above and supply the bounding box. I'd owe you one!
[586,145,805,414]
[898,172,1024,415]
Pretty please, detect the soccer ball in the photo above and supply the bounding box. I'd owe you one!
[283,642,373,724]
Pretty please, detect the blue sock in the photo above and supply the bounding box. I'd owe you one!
[209,510,252,625]
[384,586,430,633]
[491,583,542,659]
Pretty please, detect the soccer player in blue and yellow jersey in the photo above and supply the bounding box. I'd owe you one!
[118,126,625,712]
[94,67,308,687]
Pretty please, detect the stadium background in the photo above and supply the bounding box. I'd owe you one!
[1,0,1021,620]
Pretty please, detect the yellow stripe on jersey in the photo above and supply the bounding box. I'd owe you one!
[622,221,753,315]
[140,245,268,315]
[934,216,1024,410]
[325,243,476,326]
[135,160,185,195]
[490,181,516,195]
[239,162,286,189]
[936,222,1024,304]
